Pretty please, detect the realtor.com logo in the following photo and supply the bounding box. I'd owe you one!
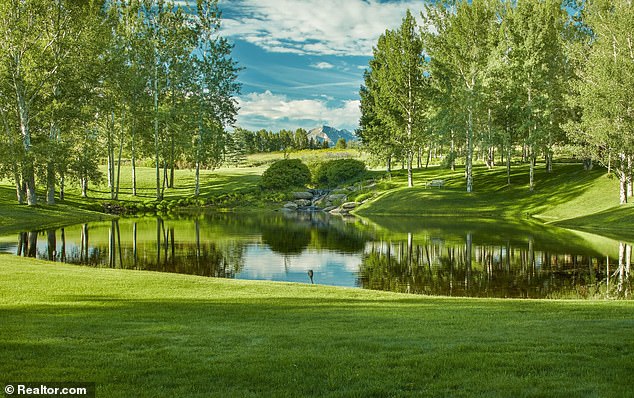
[4,383,95,398]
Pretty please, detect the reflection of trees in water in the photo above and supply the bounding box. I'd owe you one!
[16,231,38,258]
[261,223,311,255]
[262,211,370,255]
[11,215,630,298]
[16,219,247,278]
[359,235,633,299]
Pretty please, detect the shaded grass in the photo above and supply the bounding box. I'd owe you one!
[554,204,634,240]
[1,255,634,397]
[85,165,265,202]
[0,186,111,236]
[358,163,616,217]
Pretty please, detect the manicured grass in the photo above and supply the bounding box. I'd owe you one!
[553,204,634,240]
[86,165,265,202]
[0,166,266,235]
[355,162,634,238]
[0,187,111,236]
[1,255,633,397]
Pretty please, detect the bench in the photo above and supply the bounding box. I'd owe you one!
[426,179,445,188]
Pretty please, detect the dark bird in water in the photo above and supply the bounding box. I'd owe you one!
[308,269,314,284]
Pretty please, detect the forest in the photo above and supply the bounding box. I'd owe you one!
[359,0,634,202]
[1,0,633,208]
[0,0,240,205]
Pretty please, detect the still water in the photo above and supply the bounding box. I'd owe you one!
[1,212,632,299]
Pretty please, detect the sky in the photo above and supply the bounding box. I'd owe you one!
[214,0,427,132]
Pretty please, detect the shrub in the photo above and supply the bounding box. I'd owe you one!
[354,192,374,203]
[314,159,366,186]
[261,159,311,189]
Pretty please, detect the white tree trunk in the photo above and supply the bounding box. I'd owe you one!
[466,108,474,193]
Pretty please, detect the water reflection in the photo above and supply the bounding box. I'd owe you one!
[1,213,632,299]
[360,232,632,299]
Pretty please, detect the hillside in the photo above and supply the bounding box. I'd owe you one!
[354,162,634,238]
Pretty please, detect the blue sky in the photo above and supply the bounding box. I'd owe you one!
[214,0,427,132]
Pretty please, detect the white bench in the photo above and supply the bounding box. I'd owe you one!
[426,179,445,188]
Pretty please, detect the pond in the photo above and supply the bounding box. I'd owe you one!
[1,211,632,299]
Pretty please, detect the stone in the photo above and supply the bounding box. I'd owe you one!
[327,194,347,202]
[292,191,314,200]
[294,199,312,207]
[283,202,298,210]
[341,202,360,209]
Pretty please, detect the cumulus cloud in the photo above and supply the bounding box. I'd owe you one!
[236,90,361,130]
[311,62,334,70]
[220,0,425,56]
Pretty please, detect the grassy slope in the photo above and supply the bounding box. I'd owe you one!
[2,155,633,239]
[0,186,112,236]
[355,162,634,237]
[1,255,633,398]
[0,149,356,234]
[0,166,265,235]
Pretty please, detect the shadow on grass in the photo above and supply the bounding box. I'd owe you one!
[1,295,633,398]
[358,164,606,218]
[554,204,634,241]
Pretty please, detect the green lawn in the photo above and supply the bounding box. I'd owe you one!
[355,162,634,238]
[0,165,266,235]
[3,157,634,240]
[0,186,112,236]
[1,255,633,397]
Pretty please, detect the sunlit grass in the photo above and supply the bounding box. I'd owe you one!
[83,165,265,202]
[0,186,111,236]
[1,255,633,397]
[357,162,621,218]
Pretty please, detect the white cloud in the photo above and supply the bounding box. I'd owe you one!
[311,62,334,70]
[220,0,425,56]
[236,90,360,130]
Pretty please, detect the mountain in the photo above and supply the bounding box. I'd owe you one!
[306,126,358,146]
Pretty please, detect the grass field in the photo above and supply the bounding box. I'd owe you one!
[2,255,633,398]
[354,162,634,238]
[2,153,634,240]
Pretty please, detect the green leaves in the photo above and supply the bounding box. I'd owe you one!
[360,10,431,186]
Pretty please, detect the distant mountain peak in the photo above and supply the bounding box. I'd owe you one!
[307,125,357,146]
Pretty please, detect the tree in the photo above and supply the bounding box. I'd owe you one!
[368,10,430,187]
[189,0,241,196]
[335,138,347,149]
[0,0,107,205]
[424,0,497,192]
[575,0,634,204]
[504,0,570,191]
[358,70,398,173]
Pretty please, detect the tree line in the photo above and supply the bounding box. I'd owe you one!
[0,0,240,205]
[358,0,634,204]
[232,127,332,156]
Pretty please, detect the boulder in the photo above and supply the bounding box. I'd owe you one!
[294,199,312,207]
[292,191,314,200]
[322,206,337,212]
[283,202,298,210]
[341,201,360,209]
[313,196,327,206]
[327,193,347,202]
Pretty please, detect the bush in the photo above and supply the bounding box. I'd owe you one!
[261,159,311,190]
[314,159,366,186]
[354,192,374,203]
